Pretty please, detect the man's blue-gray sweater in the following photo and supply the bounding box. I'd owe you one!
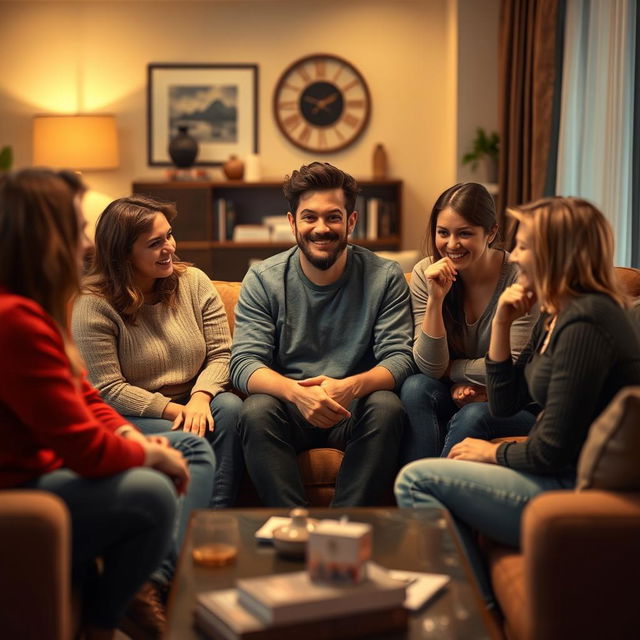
[230,245,416,395]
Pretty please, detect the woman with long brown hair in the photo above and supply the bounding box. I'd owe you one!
[400,182,538,463]
[72,195,242,508]
[0,169,215,639]
[396,196,640,606]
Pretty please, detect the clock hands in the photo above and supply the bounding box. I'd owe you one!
[316,92,339,110]
[303,92,339,114]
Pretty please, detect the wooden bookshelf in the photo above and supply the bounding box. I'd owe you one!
[132,179,402,281]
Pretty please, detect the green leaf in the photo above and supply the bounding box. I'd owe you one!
[0,146,12,171]
[461,129,499,168]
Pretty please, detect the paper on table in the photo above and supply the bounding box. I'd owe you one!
[387,570,450,611]
[254,517,292,542]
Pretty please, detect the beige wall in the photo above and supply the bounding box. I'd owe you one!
[457,0,500,183]
[0,0,495,250]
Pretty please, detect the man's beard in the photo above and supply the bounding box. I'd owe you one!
[295,228,348,271]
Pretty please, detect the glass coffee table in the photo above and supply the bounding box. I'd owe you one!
[165,507,499,639]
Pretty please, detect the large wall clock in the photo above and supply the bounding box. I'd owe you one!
[273,53,371,153]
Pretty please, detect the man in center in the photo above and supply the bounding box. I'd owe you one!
[230,162,414,506]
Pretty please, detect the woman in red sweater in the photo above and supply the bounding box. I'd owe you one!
[0,169,214,640]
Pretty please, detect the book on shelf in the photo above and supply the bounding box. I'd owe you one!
[216,198,236,241]
[366,198,380,240]
[379,201,397,237]
[262,215,293,242]
[195,588,408,640]
[216,198,226,242]
[353,195,367,240]
[236,562,406,626]
[232,225,271,242]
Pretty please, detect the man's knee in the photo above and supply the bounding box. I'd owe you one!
[238,394,287,439]
[360,390,406,436]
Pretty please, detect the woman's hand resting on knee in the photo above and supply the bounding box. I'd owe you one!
[142,442,191,495]
[451,383,487,408]
[163,391,214,438]
[447,437,499,463]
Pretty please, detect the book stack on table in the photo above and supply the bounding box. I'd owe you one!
[195,563,409,640]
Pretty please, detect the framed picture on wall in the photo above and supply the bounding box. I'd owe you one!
[147,63,259,166]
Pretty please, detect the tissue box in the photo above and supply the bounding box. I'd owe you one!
[307,520,372,584]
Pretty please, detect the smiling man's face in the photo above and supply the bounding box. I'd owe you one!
[288,188,356,271]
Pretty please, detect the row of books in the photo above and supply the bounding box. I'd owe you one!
[216,201,293,243]
[352,196,398,240]
[214,198,398,243]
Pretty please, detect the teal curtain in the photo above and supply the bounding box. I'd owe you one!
[555,0,638,266]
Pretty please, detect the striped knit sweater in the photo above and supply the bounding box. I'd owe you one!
[487,293,640,475]
[72,267,232,418]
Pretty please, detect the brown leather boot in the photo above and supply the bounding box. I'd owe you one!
[118,581,166,640]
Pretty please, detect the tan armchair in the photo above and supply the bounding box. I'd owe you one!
[488,491,640,640]
[0,490,73,639]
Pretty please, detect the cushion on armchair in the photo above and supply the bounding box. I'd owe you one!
[577,386,640,491]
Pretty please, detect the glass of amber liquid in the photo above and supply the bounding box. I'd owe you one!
[191,512,239,567]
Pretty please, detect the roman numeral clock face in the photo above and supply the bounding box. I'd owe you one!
[273,54,371,152]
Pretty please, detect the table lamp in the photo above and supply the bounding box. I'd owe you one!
[32,114,119,170]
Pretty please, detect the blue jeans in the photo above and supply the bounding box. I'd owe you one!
[238,391,406,507]
[128,392,243,508]
[400,374,535,463]
[23,468,177,628]
[394,458,575,605]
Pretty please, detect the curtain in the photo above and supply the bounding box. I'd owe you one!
[555,0,638,266]
[631,0,640,266]
[498,0,566,241]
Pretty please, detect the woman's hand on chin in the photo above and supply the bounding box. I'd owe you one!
[494,283,536,326]
[424,257,457,301]
[448,437,499,463]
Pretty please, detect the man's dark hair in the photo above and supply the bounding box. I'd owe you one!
[283,162,359,215]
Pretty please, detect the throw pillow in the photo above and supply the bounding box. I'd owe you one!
[577,386,640,491]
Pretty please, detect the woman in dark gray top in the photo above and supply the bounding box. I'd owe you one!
[400,183,537,463]
[395,196,640,605]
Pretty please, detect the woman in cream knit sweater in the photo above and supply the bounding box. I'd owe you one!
[72,195,242,508]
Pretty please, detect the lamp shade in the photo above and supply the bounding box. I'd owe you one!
[33,114,119,170]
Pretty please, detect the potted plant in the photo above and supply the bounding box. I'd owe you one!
[462,128,499,183]
[0,146,12,173]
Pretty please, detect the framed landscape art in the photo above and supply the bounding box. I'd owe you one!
[147,63,258,166]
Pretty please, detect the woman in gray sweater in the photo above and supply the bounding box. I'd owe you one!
[400,183,537,463]
[72,195,242,508]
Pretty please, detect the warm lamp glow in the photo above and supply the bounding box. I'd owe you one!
[33,115,119,170]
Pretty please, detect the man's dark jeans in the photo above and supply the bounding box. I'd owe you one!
[238,390,406,507]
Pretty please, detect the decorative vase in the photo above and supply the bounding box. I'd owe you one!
[244,153,261,182]
[168,125,198,168]
[223,155,244,180]
[372,143,388,180]
[485,157,498,184]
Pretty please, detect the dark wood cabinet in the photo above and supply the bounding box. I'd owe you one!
[132,179,402,281]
